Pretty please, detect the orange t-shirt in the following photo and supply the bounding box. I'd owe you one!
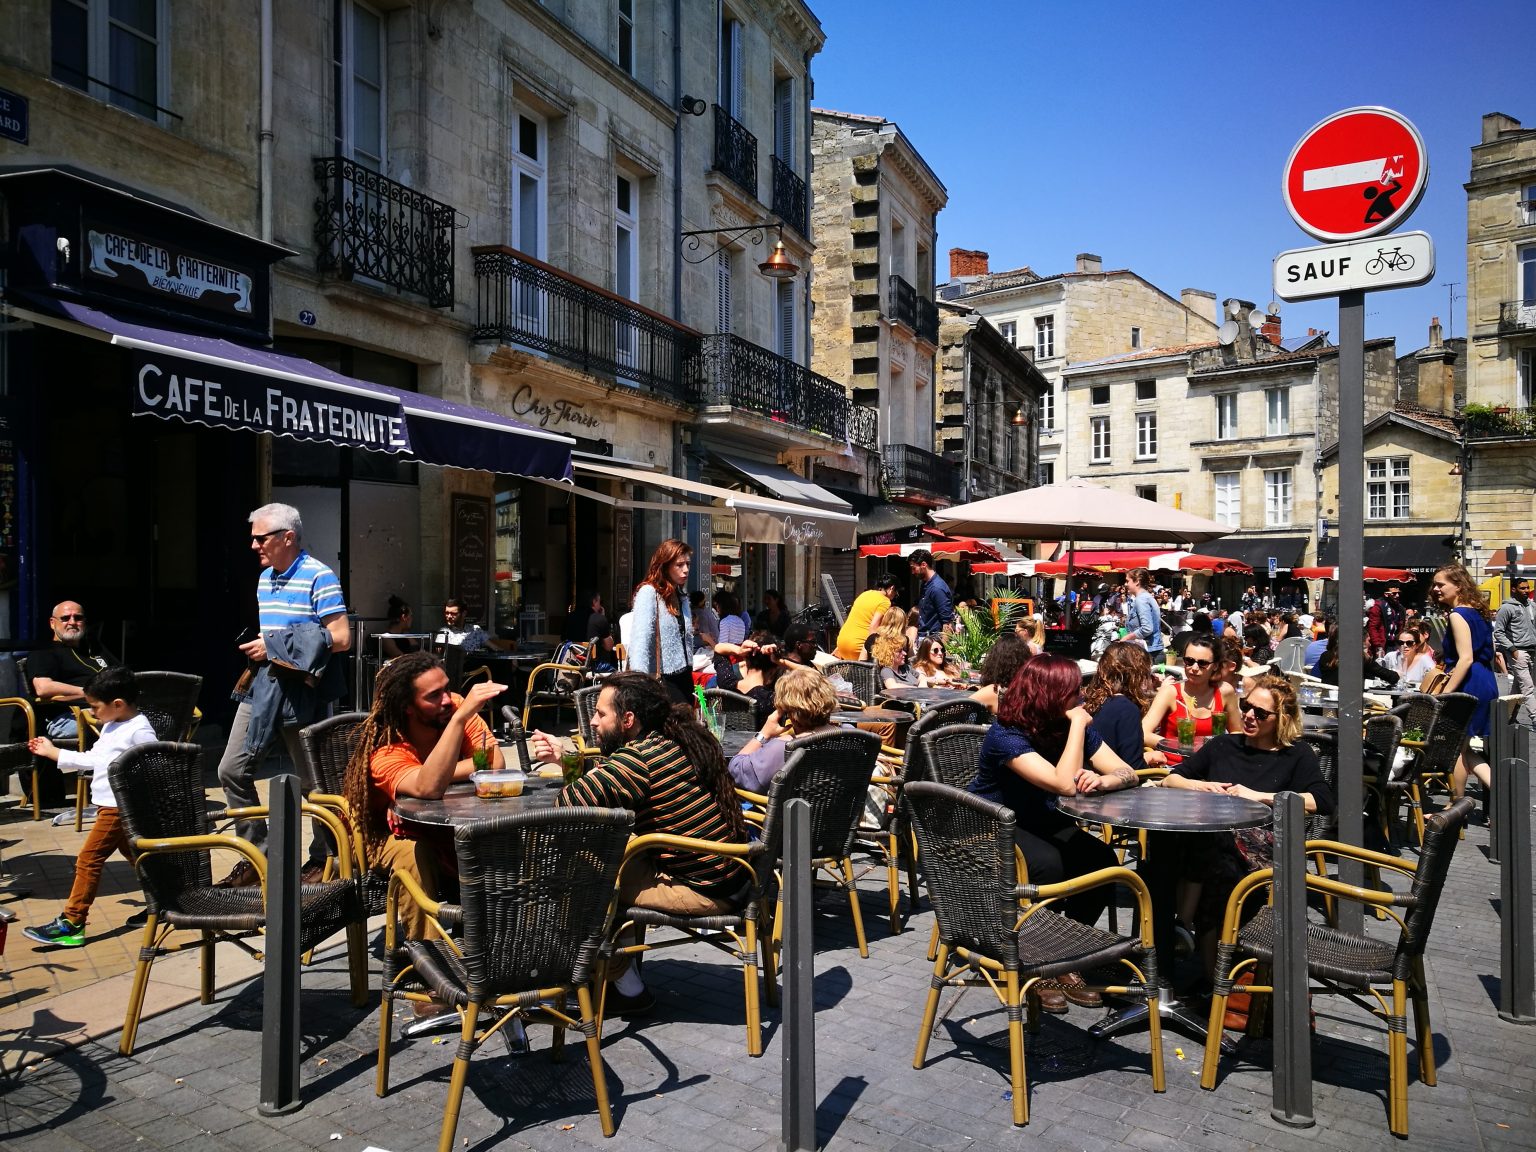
[369,697,495,835]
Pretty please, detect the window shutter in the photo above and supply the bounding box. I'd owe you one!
[730,21,745,117]
[776,279,795,358]
[716,251,732,334]
[774,77,793,160]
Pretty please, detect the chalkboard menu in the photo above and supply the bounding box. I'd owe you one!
[450,493,492,627]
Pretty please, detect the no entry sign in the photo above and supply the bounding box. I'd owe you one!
[1282,107,1427,242]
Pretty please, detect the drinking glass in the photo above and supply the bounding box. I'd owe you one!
[1209,711,1226,737]
[560,750,583,787]
[1176,717,1197,749]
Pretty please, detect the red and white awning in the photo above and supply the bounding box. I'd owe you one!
[1291,566,1412,581]
[858,535,1003,560]
[1040,549,1253,574]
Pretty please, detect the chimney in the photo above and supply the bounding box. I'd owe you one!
[1181,288,1217,325]
[1075,252,1102,274]
[1427,315,1444,350]
[1414,315,1458,414]
[1482,112,1523,144]
[949,248,989,279]
[1261,311,1282,346]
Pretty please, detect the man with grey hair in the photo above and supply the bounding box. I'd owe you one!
[216,502,351,886]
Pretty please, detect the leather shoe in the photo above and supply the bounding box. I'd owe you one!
[1044,971,1103,1009]
[300,863,327,885]
[216,860,260,888]
[605,986,656,1019]
[1032,981,1069,1014]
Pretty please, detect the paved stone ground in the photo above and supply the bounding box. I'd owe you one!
[3,785,1534,1151]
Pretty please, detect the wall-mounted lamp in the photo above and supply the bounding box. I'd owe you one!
[680,94,707,117]
[1009,407,1027,427]
[1448,461,1465,477]
[680,220,799,280]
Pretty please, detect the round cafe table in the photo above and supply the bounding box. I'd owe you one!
[1058,787,1271,1051]
[392,777,563,831]
[875,684,975,711]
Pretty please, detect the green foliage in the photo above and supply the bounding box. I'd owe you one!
[948,600,1025,668]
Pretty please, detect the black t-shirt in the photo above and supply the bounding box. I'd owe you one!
[27,641,118,723]
[1172,734,1335,815]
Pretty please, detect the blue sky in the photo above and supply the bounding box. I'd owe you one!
[809,0,1530,356]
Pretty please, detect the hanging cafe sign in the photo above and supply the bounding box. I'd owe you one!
[86,225,255,316]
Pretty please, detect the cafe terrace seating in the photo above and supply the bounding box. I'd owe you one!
[701,686,758,730]
[904,780,1163,1127]
[110,740,368,1055]
[822,659,879,706]
[376,807,634,1149]
[0,655,38,818]
[299,711,389,916]
[519,641,590,730]
[1200,797,1475,1138]
[1402,692,1478,844]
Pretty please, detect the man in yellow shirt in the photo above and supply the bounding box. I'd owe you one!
[835,574,899,659]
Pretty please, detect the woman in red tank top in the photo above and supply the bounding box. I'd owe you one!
[1141,635,1243,763]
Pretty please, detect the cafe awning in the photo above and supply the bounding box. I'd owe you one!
[1191,536,1308,571]
[857,504,924,541]
[1315,534,1448,574]
[1483,545,1536,576]
[1042,548,1252,574]
[709,451,850,511]
[4,293,575,480]
[567,459,859,549]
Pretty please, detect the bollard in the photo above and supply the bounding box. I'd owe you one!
[1496,724,1534,1025]
[1487,697,1523,866]
[780,797,816,1152]
[1270,791,1315,1128]
[259,773,303,1115]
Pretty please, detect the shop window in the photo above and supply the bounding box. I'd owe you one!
[52,0,166,122]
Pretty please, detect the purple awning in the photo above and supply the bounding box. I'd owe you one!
[5,293,574,480]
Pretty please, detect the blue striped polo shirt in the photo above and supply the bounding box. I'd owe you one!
[258,550,347,632]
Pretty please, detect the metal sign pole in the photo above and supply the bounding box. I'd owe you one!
[1334,290,1366,933]
[780,797,816,1152]
[1497,726,1535,1024]
[258,773,303,1115]
[1270,791,1315,1127]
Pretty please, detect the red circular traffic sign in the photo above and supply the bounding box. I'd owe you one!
[1282,107,1428,242]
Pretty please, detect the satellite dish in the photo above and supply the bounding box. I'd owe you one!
[1226,300,1245,318]
[1247,309,1266,329]
[1267,301,1282,315]
[1218,320,1239,345]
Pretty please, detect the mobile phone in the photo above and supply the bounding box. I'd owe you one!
[236,626,258,644]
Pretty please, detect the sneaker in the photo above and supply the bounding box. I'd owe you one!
[24,916,85,947]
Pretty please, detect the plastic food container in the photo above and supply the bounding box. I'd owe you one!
[472,769,526,798]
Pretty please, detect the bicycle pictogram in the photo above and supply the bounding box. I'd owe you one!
[1365,246,1415,275]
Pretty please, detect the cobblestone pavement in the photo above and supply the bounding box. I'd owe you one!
[3,784,1533,1152]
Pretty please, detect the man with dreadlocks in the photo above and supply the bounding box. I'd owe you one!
[530,672,749,1017]
[344,651,506,941]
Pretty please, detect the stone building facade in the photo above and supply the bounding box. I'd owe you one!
[809,108,949,510]
[940,250,1219,485]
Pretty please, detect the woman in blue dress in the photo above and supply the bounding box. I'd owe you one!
[1430,563,1497,799]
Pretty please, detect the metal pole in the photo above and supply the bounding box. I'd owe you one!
[780,797,816,1152]
[1335,289,1366,933]
[258,773,303,1115]
[1497,725,1534,1024]
[1270,791,1315,1127]
[1487,697,1521,867]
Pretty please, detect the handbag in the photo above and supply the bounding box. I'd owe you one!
[1419,666,1451,695]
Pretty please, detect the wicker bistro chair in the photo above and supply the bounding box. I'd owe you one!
[522,645,589,731]
[1359,711,1407,844]
[904,781,1164,1127]
[109,741,367,1056]
[377,808,633,1149]
[1404,692,1477,844]
[0,656,38,818]
[701,687,758,732]
[297,711,388,915]
[601,831,772,1055]
[822,660,879,706]
[1200,797,1475,1138]
[572,685,605,773]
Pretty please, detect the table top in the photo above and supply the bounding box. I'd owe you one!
[1059,787,1271,833]
[393,779,564,830]
[877,685,976,706]
[832,707,912,727]
[717,729,756,757]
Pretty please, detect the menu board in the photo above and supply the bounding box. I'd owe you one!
[450,493,492,627]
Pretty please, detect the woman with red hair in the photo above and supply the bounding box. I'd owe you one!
[971,653,1137,1012]
[630,538,696,704]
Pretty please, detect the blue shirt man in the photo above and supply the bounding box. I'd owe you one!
[909,549,954,636]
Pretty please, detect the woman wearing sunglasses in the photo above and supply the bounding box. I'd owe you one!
[1161,674,1334,969]
[913,637,963,685]
[1382,626,1436,688]
[1141,634,1242,763]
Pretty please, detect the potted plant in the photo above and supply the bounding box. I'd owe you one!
[947,599,1025,669]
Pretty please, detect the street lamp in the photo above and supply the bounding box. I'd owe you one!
[680,221,799,280]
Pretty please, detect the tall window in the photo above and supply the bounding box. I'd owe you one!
[998,320,1016,346]
[1264,468,1293,527]
[1265,386,1291,435]
[1136,412,1157,459]
[616,0,635,76]
[1090,416,1111,463]
[775,279,795,359]
[1216,392,1238,439]
[773,75,794,161]
[52,0,164,121]
[1366,457,1410,520]
[1040,385,1055,431]
[715,251,732,334]
[1525,184,1536,228]
[1213,472,1241,527]
[510,105,547,258]
[718,15,743,118]
[1130,326,1142,349]
[1035,314,1055,359]
[1521,348,1535,409]
[615,174,638,366]
[1521,245,1536,304]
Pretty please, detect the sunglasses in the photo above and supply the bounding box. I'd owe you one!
[56,613,86,622]
[1183,657,1214,668]
[251,528,287,543]
[1239,701,1275,721]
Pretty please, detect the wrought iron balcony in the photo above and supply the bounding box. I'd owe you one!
[771,155,807,237]
[916,295,940,344]
[887,274,917,330]
[882,442,962,504]
[313,155,456,307]
[1461,404,1536,441]
[1498,300,1536,334]
[698,333,878,448]
[471,246,700,406]
[713,105,758,199]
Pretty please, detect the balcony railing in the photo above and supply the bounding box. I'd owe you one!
[771,155,807,237]
[882,442,962,503]
[1499,300,1536,333]
[698,333,878,448]
[713,105,758,199]
[471,246,700,406]
[1462,404,1536,441]
[313,155,455,307]
[887,274,917,329]
[916,295,939,344]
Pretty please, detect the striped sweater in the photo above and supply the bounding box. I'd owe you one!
[557,731,745,898]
